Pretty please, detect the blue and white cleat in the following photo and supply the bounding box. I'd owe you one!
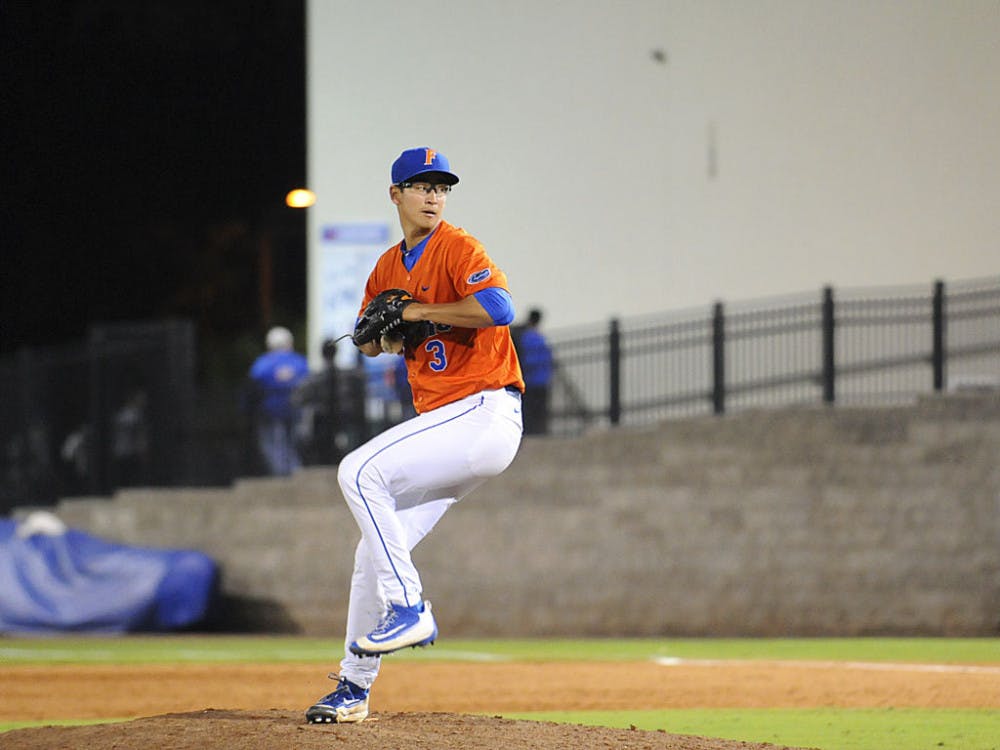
[305,675,370,724]
[349,600,438,656]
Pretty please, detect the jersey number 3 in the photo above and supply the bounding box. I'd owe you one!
[425,340,448,372]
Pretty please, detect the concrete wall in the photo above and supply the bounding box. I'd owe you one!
[27,392,1000,636]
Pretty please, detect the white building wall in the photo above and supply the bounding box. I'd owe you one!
[306,0,1000,354]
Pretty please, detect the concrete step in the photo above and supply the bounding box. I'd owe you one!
[232,470,339,507]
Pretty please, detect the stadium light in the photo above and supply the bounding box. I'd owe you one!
[285,188,316,208]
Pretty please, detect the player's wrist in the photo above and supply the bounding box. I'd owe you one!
[402,304,425,323]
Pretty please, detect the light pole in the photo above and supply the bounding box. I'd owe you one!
[256,189,316,330]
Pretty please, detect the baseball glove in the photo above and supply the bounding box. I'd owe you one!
[352,289,417,347]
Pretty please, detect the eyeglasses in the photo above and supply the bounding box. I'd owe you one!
[398,182,452,196]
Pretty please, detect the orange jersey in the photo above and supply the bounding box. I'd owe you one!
[360,221,524,413]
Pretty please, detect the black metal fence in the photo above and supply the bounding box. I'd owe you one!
[0,319,375,515]
[0,320,212,512]
[2,276,997,512]
[546,275,1000,436]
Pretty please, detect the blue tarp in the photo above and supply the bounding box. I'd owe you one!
[0,516,217,633]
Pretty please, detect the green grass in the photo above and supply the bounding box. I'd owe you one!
[504,708,1000,750]
[419,636,1000,664]
[2,636,998,749]
[2,635,997,665]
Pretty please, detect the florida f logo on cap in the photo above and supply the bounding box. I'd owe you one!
[392,147,460,186]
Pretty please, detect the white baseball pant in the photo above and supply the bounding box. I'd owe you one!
[336,386,523,687]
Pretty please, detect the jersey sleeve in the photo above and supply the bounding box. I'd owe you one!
[449,236,510,299]
[473,287,515,325]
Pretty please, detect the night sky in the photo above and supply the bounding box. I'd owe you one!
[3,1,306,366]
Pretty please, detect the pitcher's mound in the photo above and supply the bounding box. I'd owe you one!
[3,709,814,749]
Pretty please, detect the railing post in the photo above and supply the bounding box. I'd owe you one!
[821,286,835,404]
[712,302,725,414]
[87,327,109,495]
[932,279,945,391]
[609,318,621,426]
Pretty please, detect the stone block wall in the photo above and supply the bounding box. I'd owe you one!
[21,392,1000,636]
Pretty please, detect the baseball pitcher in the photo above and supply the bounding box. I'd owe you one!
[306,147,524,724]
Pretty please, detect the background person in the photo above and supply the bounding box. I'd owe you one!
[246,326,309,475]
[515,307,554,435]
[294,337,345,466]
[391,352,417,421]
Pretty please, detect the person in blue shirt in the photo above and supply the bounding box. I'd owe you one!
[392,352,417,421]
[516,308,554,435]
[248,326,310,475]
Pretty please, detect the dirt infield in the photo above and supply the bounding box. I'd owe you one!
[4,660,999,749]
[3,710,809,750]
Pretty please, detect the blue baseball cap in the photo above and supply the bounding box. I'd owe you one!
[391,147,460,186]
